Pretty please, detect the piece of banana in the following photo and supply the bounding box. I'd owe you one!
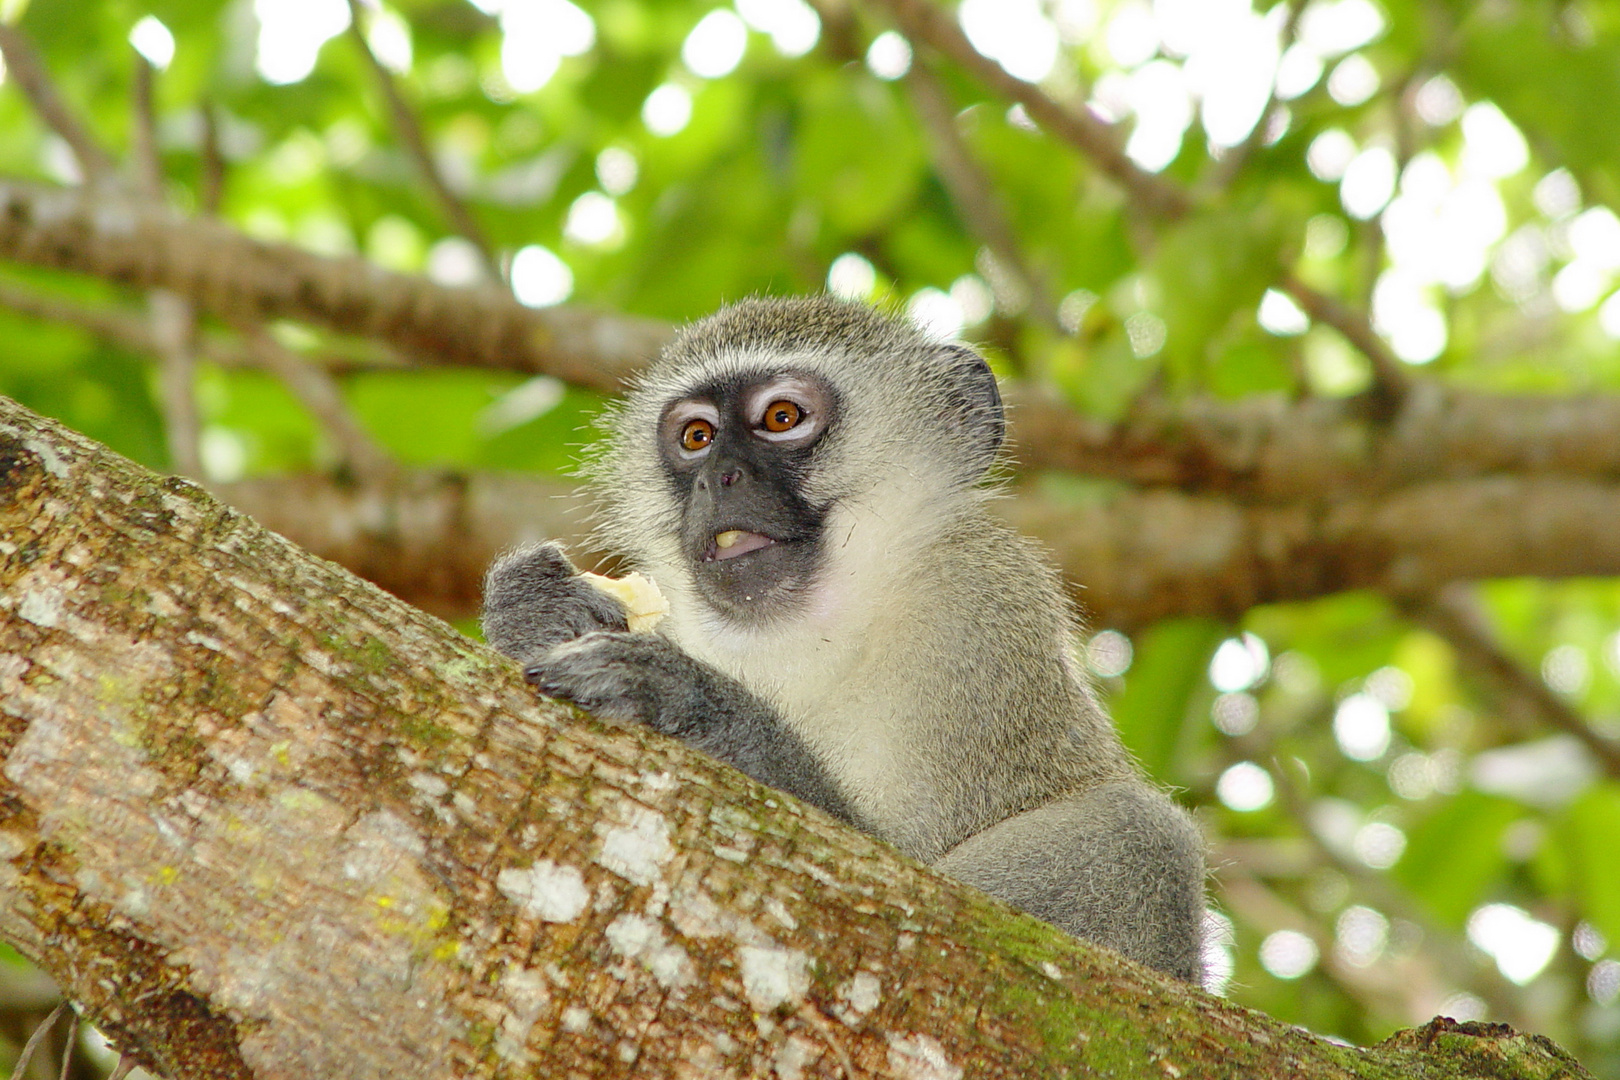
[579,571,669,633]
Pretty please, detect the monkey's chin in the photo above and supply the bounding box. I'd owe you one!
[690,539,817,622]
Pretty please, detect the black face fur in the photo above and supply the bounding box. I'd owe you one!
[656,370,840,623]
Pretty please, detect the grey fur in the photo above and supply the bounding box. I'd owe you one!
[483,296,1205,981]
[527,631,859,825]
[482,542,628,665]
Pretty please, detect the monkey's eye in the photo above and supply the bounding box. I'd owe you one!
[680,418,716,452]
[761,400,803,433]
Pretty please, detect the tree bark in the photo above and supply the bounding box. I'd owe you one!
[0,395,1595,1078]
[210,469,1620,632]
[0,179,668,394]
[5,178,1620,504]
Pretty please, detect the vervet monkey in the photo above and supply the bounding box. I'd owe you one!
[483,296,1204,980]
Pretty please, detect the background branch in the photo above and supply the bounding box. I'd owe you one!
[4,181,1615,506]
[904,59,1061,331]
[1205,0,1309,191]
[0,25,117,184]
[0,178,669,392]
[1004,381,1620,497]
[1281,275,1410,412]
[343,0,503,283]
[201,469,1620,630]
[241,328,397,484]
[1404,586,1620,778]
[871,0,1191,219]
[867,3,1419,417]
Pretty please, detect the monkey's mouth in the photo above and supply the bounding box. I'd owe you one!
[705,529,777,561]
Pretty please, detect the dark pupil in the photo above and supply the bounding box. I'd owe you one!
[773,406,795,427]
[687,423,709,447]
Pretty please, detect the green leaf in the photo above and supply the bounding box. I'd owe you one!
[1143,209,1286,387]
[1452,7,1620,207]
[793,73,925,236]
[1396,791,1521,927]
[1544,783,1620,945]
[1109,618,1225,780]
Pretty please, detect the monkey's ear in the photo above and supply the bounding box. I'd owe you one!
[936,344,1006,469]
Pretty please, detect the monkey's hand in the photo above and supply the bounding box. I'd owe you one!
[481,541,630,668]
[524,632,857,825]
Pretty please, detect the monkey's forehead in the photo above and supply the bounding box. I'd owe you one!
[633,296,951,397]
[670,297,933,365]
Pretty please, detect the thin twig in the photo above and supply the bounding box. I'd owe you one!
[868,0,1191,220]
[1219,863,1435,1026]
[0,24,117,183]
[1404,586,1620,779]
[344,0,502,282]
[904,58,1061,332]
[0,279,411,376]
[199,102,225,214]
[865,0,1413,416]
[1280,274,1410,414]
[131,53,163,198]
[10,1001,68,1080]
[0,280,154,344]
[1207,0,1309,191]
[151,291,204,477]
[1265,755,1530,1025]
[128,47,208,478]
[56,1011,78,1080]
[244,327,398,484]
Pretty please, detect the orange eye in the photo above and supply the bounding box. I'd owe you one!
[680,418,715,452]
[762,400,803,433]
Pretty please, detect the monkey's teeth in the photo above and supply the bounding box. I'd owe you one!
[710,530,775,560]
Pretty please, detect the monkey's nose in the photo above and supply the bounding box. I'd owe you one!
[718,467,742,487]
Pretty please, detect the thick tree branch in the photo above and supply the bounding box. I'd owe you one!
[3,182,1617,509]
[8,395,1584,1078]
[1005,474,1620,629]
[214,470,588,619]
[1004,381,1620,499]
[0,178,668,393]
[201,469,1620,632]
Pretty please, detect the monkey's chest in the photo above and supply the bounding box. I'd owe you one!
[784,694,948,857]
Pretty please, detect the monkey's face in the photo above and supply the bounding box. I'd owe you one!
[654,371,839,623]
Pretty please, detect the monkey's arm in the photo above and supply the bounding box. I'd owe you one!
[481,542,630,666]
[523,632,860,826]
[934,782,1205,982]
[482,545,850,815]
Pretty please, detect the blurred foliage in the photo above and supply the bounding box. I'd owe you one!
[3,0,1620,1074]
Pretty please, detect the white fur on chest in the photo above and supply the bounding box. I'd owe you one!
[641,495,955,843]
[665,583,922,832]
